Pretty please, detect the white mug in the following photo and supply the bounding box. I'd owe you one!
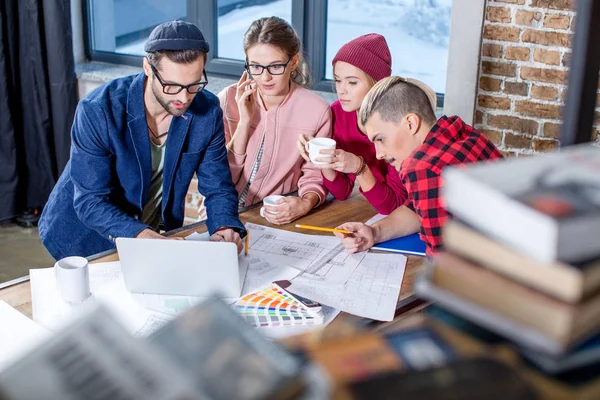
[304,138,336,165]
[55,256,91,303]
[260,195,285,218]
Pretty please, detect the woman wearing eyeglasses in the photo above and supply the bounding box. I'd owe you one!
[217,16,332,225]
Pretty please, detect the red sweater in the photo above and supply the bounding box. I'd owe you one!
[322,101,407,215]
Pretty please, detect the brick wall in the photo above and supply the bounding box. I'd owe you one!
[476,0,599,156]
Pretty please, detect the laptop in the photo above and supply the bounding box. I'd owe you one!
[116,238,245,298]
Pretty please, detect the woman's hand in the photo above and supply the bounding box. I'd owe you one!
[314,148,362,174]
[297,133,311,162]
[235,71,257,125]
[262,196,313,225]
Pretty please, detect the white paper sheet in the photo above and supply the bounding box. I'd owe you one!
[30,261,172,336]
[240,256,300,295]
[0,301,48,371]
[289,252,407,321]
[92,279,173,337]
[184,231,210,241]
[30,261,124,331]
[244,223,407,321]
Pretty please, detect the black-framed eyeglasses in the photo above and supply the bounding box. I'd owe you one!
[150,64,208,95]
[245,57,293,76]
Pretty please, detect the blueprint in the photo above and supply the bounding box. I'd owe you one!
[245,223,407,321]
[288,253,406,321]
[240,256,300,295]
[246,223,365,284]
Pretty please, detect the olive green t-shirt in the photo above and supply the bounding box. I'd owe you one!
[141,140,166,230]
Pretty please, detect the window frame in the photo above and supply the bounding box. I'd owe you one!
[83,0,446,106]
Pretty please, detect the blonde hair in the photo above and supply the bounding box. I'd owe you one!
[359,76,437,127]
[331,62,378,92]
[364,74,377,89]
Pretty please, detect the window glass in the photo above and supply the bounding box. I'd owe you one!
[217,0,292,61]
[89,0,187,56]
[325,0,453,95]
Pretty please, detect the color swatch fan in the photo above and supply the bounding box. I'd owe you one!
[235,281,324,328]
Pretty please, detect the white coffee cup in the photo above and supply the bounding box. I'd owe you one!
[304,138,336,165]
[55,256,91,303]
[260,195,285,218]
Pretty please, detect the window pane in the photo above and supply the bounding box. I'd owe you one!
[217,0,292,61]
[89,0,187,56]
[326,0,453,95]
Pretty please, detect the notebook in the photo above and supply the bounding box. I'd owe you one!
[372,233,427,256]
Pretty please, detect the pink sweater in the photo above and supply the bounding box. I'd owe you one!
[322,100,407,215]
[218,82,332,207]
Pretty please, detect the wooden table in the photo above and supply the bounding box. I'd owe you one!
[0,194,425,325]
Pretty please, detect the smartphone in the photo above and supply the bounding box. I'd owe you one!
[246,74,254,102]
[273,280,322,313]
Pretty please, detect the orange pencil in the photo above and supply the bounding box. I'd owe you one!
[245,232,249,256]
[294,224,350,234]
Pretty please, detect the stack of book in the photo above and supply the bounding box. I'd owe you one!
[417,144,600,365]
[304,314,537,399]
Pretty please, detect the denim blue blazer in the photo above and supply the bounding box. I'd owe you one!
[39,73,244,260]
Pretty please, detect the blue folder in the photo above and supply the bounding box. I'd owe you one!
[372,233,427,256]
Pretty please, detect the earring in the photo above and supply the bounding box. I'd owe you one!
[291,70,298,78]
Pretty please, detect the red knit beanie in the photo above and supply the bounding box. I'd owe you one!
[332,33,392,82]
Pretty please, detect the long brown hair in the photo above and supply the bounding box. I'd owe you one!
[243,17,310,87]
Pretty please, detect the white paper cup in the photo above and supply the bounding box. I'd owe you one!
[260,195,285,217]
[55,256,91,303]
[304,138,336,165]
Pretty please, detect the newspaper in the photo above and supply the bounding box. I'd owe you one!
[150,297,304,400]
[0,303,198,400]
[0,298,306,400]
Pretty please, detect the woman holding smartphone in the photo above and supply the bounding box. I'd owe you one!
[218,16,332,225]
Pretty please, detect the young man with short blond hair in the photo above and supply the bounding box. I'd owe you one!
[335,76,503,255]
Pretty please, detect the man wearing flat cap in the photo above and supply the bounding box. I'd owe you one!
[39,21,245,259]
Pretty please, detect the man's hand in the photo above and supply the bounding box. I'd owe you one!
[135,228,184,240]
[210,228,243,254]
[135,228,167,239]
[334,222,376,253]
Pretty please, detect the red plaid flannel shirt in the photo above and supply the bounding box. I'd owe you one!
[400,116,503,255]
